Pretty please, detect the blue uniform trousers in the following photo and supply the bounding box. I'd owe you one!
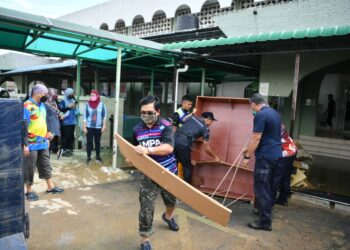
[273,155,296,203]
[254,158,279,226]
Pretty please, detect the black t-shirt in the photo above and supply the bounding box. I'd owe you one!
[327,99,336,118]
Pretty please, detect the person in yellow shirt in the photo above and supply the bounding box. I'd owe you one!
[23,84,64,201]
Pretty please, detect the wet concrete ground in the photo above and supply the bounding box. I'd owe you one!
[25,150,350,250]
[308,154,350,197]
[29,150,129,194]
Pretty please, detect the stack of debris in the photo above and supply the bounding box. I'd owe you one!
[291,141,313,188]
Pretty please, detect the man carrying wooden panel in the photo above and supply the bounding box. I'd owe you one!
[125,95,178,250]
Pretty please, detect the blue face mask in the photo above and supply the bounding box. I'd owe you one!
[252,110,257,116]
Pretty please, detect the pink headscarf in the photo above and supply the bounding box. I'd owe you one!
[88,89,100,109]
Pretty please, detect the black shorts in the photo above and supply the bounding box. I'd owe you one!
[24,149,52,185]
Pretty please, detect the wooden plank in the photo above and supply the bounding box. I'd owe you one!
[291,169,307,187]
[115,133,232,227]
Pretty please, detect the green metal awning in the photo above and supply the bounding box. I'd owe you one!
[162,25,350,50]
[0,7,178,66]
[0,7,263,81]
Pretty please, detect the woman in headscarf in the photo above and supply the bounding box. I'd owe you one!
[45,88,61,154]
[82,90,107,165]
[58,88,77,156]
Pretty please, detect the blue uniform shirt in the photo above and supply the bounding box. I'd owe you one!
[174,116,210,148]
[253,105,282,160]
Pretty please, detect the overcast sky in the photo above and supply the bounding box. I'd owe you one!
[0,0,108,55]
[0,0,108,18]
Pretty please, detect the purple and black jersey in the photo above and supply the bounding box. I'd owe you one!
[133,117,177,174]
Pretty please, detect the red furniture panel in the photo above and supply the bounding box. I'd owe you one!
[191,97,255,201]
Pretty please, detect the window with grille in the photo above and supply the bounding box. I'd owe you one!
[115,20,126,35]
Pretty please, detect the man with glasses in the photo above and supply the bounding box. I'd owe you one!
[174,112,220,183]
[125,95,178,250]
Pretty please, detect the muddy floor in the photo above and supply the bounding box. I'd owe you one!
[25,150,350,250]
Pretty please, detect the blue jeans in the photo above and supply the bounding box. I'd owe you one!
[273,155,296,202]
[254,158,279,225]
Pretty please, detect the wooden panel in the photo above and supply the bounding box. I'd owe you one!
[191,97,255,201]
[115,133,231,227]
[192,161,254,201]
[193,97,255,169]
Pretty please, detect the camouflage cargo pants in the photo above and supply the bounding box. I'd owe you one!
[139,174,177,236]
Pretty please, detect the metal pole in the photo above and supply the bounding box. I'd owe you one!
[201,68,205,96]
[21,75,26,94]
[112,47,122,170]
[75,58,82,150]
[150,70,154,95]
[164,81,169,115]
[174,70,179,112]
[76,58,81,101]
[290,53,300,137]
[211,83,216,96]
[172,64,177,112]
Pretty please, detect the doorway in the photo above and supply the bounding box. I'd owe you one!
[316,74,350,140]
[337,80,350,139]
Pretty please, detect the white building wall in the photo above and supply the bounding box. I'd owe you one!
[59,0,233,28]
[216,82,252,98]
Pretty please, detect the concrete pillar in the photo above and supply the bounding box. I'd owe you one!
[94,68,99,91]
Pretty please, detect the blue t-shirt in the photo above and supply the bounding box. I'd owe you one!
[133,118,177,174]
[253,105,282,160]
[59,99,77,126]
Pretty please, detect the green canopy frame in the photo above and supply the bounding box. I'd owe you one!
[0,7,182,169]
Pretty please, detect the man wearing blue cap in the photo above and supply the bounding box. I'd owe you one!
[174,112,220,183]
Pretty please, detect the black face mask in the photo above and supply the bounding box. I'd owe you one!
[41,95,48,103]
[68,95,75,99]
